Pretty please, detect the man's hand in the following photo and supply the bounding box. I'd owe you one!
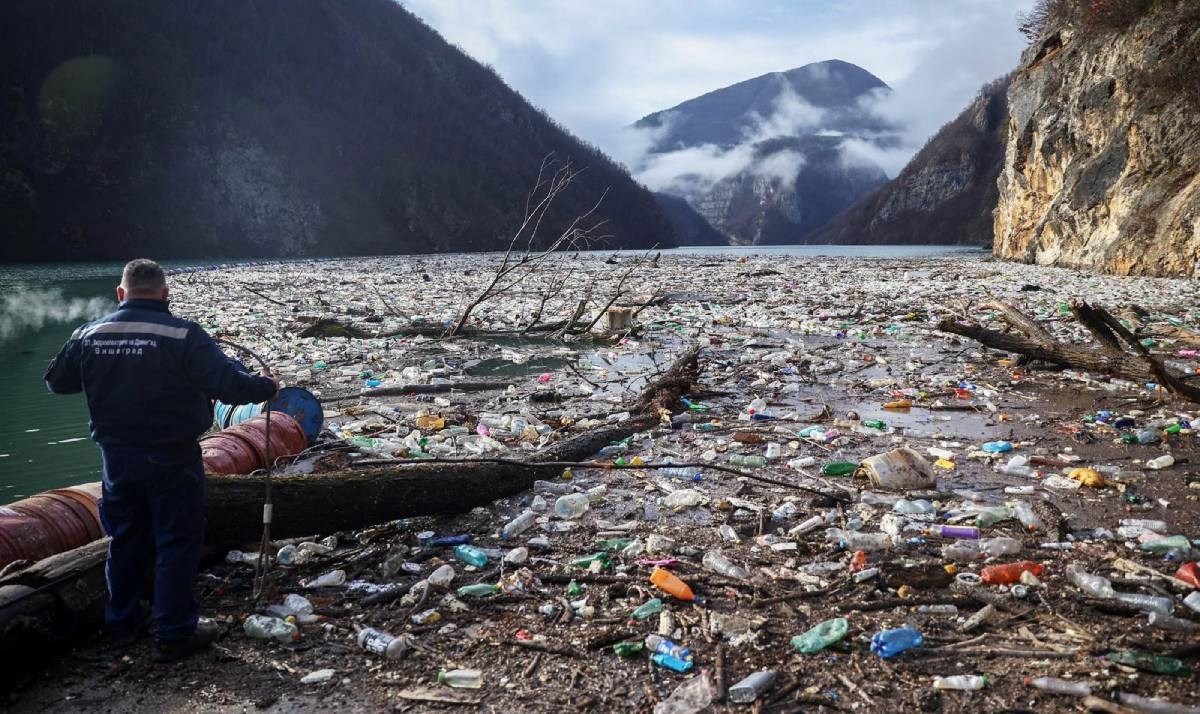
[268,377,281,399]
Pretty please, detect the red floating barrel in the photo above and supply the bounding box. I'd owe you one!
[0,483,104,568]
[201,412,308,475]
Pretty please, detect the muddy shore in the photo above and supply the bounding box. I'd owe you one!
[8,252,1199,712]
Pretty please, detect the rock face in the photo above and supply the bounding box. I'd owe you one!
[0,0,673,262]
[632,60,896,245]
[994,1,1200,276]
[810,76,1010,246]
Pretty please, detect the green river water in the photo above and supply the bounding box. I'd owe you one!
[0,246,984,499]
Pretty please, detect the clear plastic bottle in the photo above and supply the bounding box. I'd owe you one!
[453,544,488,568]
[1113,591,1173,614]
[243,614,298,643]
[717,524,740,543]
[932,675,988,691]
[729,454,767,468]
[942,541,981,562]
[1066,564,1114,599]
[1116,692,1200,713]
[835,531,892,552]
[1026,677,1091,696]
[501,510,537,539]
[644,634,692,660]
[1184,591,1200,614]
[1146,454,1175,470]
[1147,611,1198,633]
[1013,501,1045,532]
[438,668,483,689]
[427,564,455,587]
[283,593,314,616]
[764,442,783,461]
[654,674,713,714]
[979,537,1022,557]
[660,467,702,482]
[554,493,590,519]
[702,551,750,579]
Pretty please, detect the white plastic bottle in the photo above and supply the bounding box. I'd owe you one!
[438,668,483,689]
[1066,564,1114,599]
[932,675,988,691]
[1027,676,1091,696]
[501,510,537,538]
[1146,454,1175,470]
[553,493,590,519]
[702,551,750,580]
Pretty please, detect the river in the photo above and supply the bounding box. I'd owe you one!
[0,245,985,499]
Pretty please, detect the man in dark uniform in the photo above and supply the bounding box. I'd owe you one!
[45,259,277,662]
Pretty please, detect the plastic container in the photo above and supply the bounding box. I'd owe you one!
[501,510,537,539]
[870,626,923,658]
[932,675,988,691]
[702,551,750,579]
[650,568,695,601]
[981,561,1044,585]
[728,670,777,703]
[243,614,298,643]
[791,617,849,654]
[1066,565,1113,598]
[438,669,483,689]
[860,448,935,490]
[645,634,692,660]
[1026,676,1091,696]
[453,544,488,568]
[554,493,590,519]
[357,627,411,658]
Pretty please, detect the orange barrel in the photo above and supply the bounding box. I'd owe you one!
[0,484,104,568]
[201,412,307,475]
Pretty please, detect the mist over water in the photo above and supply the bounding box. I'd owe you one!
[0,289,112,343]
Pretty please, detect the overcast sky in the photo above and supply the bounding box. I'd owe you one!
[403,0,1034,175]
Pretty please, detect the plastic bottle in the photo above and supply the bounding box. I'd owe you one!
[1146,454,1175,470]
[1147,611,1199,633]
[457,583,498,598]
[554,493,590,519]
[654,674,713,714]
[821,461,858,476]
[789,514,828,536]
[1026,677,1091,696]
[729,454,767,468]
[243,615,298,643]
[1140,535,1190,553]
[791,617,849,654]
[979,537,1022,557]
[728,671,777,703]
[942,541,981,562]
[917,604,959,615]
[1113,591,1174,614]
[1066,565,1113,598]
[303,569,346,588]
[1105,650,1192,676]
[283,593,314,616]
[276,544,298,565]
[428,564,455,587]
[650,568,695,601]
[660,467,702,482]
[1116,692,1200,713]
[453,544,488,568]
[932,525,979,539]
[572,552,612,570]
[1184,591,1200,614]
[644,634,692,660]
[975,506,1015,527]
[702,551,750,580]
[1120,518,1168,531]
[895,499,937,515]
[765,442,783,460]
[631,598,664,620]
[870,626,923,658]
[980,561,1044,585]
[501,510,537,539]
[835,532,892,552]
[717,524,741,543]
[981,440,1013,453]
[1013,501,1046,532]
[438,669,483,689]
[932,675,988,691]
[651,653,694,673]
[357,627,411,659]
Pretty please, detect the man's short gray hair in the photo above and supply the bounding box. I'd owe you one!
[121,259,167,293]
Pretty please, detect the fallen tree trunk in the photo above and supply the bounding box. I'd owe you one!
[937,301,1200,403]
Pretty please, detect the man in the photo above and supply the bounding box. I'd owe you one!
[45,259,277,662]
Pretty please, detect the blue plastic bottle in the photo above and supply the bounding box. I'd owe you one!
[453,544,488,568]
[981,441,1013,453]
[870,626,923,659]
[651,653,694,673]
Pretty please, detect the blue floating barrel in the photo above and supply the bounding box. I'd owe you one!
[213,386,324,445]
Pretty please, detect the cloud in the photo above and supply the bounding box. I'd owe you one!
[404,0,1035,175]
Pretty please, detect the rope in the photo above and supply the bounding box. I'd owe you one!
[214,338,275,600]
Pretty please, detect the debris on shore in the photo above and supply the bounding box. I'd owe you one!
[8,252,1200,712]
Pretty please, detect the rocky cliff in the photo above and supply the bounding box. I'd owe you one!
[631,60,896,245]
[0,0,673,262]
[994,0,1200,276]
[809,76,1010,246]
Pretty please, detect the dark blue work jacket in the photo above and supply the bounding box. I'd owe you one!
[45,298,276,450]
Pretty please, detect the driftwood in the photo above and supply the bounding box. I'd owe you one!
[0,347,702,657]
[937,300,1200,403]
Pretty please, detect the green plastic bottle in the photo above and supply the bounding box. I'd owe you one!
[1165,423,1182,435]
[453,544,488,568]
[566,579,584,597]
[791,617,849,654]
[1139,535,1190,553]
[862,420,886,430]
[572,552,612,570]
[456,583,498,598]
[1106,650,1192,676]
[612,640,645,658]
[822,461,858,477]
[631,598,663,620]
[729,455,767,468]
[595,538,634,553]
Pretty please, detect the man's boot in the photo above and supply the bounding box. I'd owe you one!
[154,619,220,663]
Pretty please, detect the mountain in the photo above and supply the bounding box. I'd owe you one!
[809,75,1010,246]
[652,193,727,246]
[995,0,1200,276]
[0,0,673,262]
[631,60,896,245]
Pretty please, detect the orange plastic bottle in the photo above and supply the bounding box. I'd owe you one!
[980,561,1044,585]
[849,550,868,572]
[650,568,695,601]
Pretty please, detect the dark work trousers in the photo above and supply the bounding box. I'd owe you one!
[99,444,206,642]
